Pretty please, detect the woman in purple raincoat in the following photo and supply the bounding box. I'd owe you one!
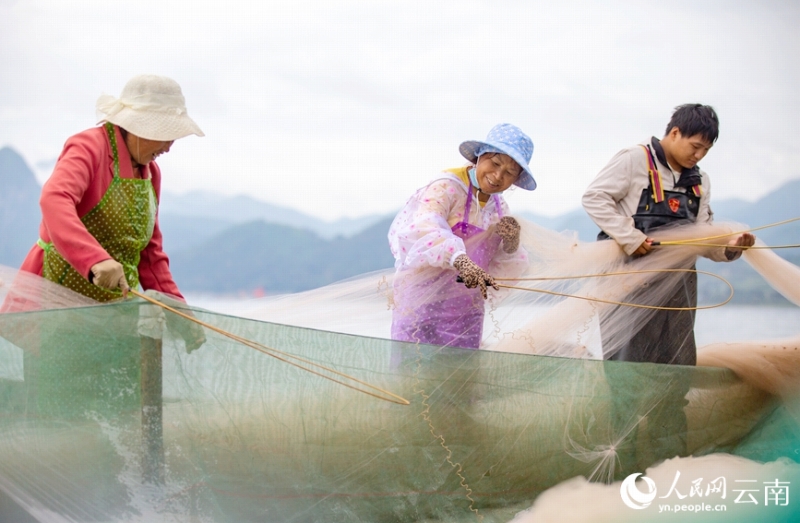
[388,124,536,349]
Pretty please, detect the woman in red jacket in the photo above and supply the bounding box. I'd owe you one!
[22,75,201,297]
[19,74,204,347]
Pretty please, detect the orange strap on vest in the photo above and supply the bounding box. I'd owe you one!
[640,145,702,202]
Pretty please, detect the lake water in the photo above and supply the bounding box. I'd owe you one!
[695,305,798,345]
[185,294,798,349]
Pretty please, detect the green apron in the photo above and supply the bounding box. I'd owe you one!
[38,122,157,302]
[31,123,158,420]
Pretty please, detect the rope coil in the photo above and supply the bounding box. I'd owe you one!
[495,268,734,311]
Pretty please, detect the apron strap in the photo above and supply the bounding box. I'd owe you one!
[464,185,475,219]
[104,122,122,180]
[493,194,503,218]
[642,144,703,200]
[641,145,665,204]
[464,186,504,218]
[464,182,504,226]
[36,238,51,252]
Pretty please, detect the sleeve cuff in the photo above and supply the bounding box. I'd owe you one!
[449,250,467,267]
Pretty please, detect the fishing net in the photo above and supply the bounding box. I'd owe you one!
[0,218,798,522]
[239,219,787,361]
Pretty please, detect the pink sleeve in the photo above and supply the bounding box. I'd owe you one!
[137,163,185,300]
[39,133,113,279]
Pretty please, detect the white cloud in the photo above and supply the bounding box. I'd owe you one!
[2,0,799,220]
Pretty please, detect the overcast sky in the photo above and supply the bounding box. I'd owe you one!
[1,0,799,221]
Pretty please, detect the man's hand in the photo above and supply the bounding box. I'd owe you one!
[633,238,654,256]
[724,233,755,261]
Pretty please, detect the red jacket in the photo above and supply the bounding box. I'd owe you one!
[20,125,184,300]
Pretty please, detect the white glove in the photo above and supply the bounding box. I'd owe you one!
[90,259,129,292]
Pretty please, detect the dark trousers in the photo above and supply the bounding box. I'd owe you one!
[603,270,697,479]
[609,269,697,365]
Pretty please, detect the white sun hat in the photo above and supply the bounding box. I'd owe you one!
[95,74,204,141]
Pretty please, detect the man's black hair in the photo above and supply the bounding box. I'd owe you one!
[664,104,719,143]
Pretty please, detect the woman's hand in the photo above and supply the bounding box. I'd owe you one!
[453,254,498,299]
[496,216,521,253]
[149,291,208,353]
[90,259,130,297]
[179,313,207,353]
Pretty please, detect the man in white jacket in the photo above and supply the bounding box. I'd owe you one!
[583,103,754,364]
[582,104,754,476]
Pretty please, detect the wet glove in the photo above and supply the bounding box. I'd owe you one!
[496,216,521,254]
[90,259,129,292]
[143,290,207,353]
[453,254,498,300]
[165,304,206,354]
[175,314,206,354]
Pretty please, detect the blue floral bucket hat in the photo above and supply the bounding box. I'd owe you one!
[459,123,536,190]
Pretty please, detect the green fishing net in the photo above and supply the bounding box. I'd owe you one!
[0,295,798,522]
[2,218,800,522]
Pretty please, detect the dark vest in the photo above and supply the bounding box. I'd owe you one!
[598,139,702,240]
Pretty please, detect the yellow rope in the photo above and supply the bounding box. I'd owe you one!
[655,216,800,245]
[655,242,800,250]
[498,268,713,282]
[497,218,799,303]
[496,268,733,311]
[412,362,483,521]
[129,289,410,406]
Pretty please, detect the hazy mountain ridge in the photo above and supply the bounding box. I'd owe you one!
[0,147,42,266]
[169,217,396,294]
[2,145,798,301]
[518,182,800,245]
[159,191,387,240]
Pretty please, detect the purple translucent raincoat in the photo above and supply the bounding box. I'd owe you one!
[388,171,528,349]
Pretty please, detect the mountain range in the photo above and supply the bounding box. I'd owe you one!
[1,145,797,303]
[0,147,42,266]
